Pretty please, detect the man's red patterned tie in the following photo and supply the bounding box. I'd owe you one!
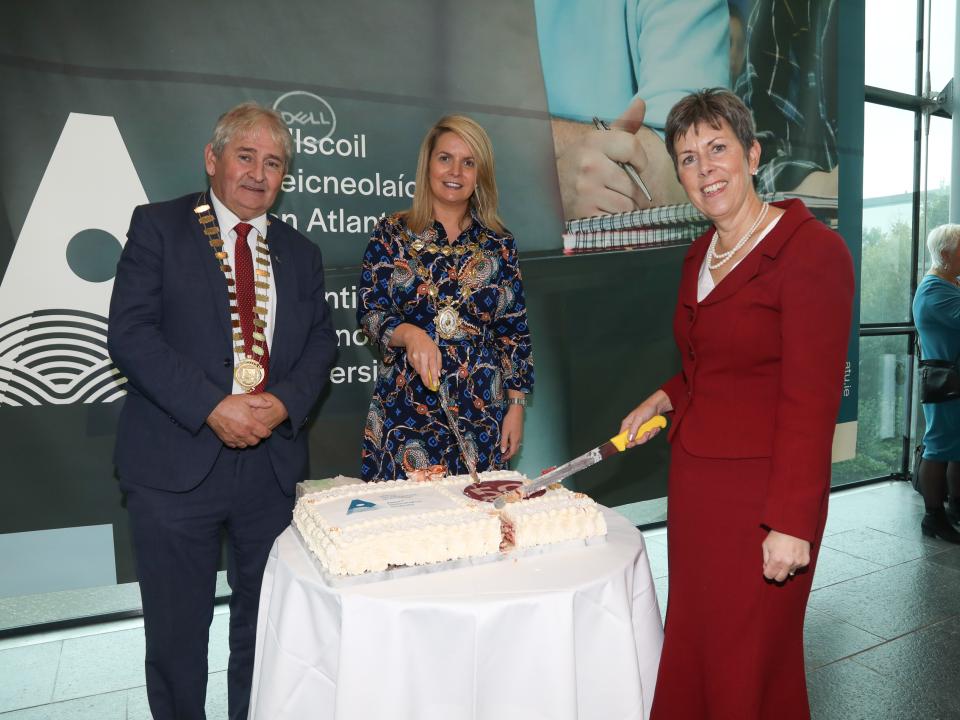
[234,222,269,393]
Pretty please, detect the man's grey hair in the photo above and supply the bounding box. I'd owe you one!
[926,224,960,270]
[209,102,293,166]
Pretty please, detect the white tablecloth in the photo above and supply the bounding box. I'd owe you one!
[249,508,663,720]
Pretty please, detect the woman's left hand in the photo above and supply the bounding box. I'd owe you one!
[762,530,810,582]
[500,405,524,461]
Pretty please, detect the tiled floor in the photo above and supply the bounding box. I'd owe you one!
[0,609,230,719]
[626,481,960,720]
[2,481,959,719]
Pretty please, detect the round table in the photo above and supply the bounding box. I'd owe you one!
[249,507,663,720]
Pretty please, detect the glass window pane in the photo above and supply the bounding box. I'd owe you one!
[919,115,952,273]
[0,575,232,634]
[832,336,910,486]
[861,104,916,323]
[865,0,919,92]
[927,0,956,97]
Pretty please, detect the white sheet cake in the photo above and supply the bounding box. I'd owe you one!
[292,470,607,577]
[496,489,609,550]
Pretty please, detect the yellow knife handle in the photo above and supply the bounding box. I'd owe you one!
[610,415,667,451]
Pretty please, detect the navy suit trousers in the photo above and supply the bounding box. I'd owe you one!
[125,442,294,720]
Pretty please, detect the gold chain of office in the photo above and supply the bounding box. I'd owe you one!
[194,193,272,392]
[403,227,487,340]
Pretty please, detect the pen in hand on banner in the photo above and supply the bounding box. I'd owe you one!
[592,116,653,203]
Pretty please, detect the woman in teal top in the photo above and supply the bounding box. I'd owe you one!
[913,224,960,543]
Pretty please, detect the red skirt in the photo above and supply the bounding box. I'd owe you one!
[650,440,824,720]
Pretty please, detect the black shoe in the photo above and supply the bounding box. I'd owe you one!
[921,508,960,544]
[947,500,960,526]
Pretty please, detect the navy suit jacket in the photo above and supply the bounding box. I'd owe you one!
[108,192,337,495]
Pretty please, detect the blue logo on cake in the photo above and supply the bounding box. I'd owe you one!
[347,498,378,514]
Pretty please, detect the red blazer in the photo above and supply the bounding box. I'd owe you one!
[661,199,855,542]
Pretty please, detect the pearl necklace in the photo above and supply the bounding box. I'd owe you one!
[706,202,769,270]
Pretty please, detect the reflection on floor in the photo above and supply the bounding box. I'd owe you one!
[2,482,958,719]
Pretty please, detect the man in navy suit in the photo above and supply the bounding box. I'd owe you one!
[108,102,336,720]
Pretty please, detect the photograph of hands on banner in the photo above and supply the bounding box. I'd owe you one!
[534,0,839,254]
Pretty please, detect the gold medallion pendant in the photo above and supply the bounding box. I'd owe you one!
[235,358,265,392]
[435,305,461,340]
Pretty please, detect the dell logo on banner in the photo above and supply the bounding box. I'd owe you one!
[273,91,336,139]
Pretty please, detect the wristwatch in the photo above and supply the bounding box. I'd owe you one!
[506,396,528,408]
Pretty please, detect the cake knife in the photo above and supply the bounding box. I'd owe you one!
[438,382,481,484]
[492,415,667,509]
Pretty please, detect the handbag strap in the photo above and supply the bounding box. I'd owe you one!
[916,333,960,367]
[920,359,957,369]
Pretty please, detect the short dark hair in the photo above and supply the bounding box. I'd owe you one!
[664,88,756,166]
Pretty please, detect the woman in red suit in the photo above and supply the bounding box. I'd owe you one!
[621,89,854,719]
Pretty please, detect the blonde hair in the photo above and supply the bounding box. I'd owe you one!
[210,102,293,167]
[404,115,505,234]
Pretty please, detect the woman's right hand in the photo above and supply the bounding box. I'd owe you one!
[620,389,672,448]
[391,323,442,390]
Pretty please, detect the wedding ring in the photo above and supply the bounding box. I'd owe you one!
[788,570,796,576]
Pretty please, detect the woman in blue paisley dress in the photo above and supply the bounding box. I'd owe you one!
[356,115,534,481]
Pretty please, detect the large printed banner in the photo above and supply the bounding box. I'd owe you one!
[531,0,856,456]
[0,0,853,597]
